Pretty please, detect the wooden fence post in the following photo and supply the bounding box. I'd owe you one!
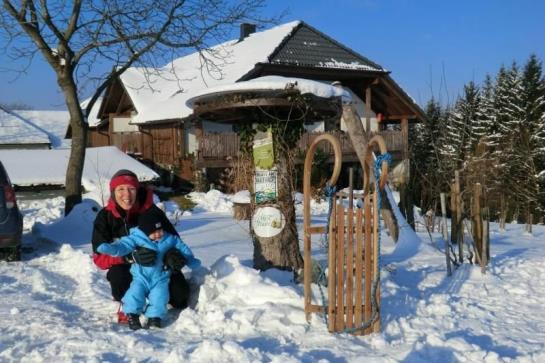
[499,194,506,231]
[441,192,451,276]
[455,171,463,263]
[482,206,489,274]
[472,183,483,266]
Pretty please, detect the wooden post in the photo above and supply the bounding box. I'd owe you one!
[482,207,489,274]
[365,87,372,136]
[450,180,457,246]
[499,194,506,231]
[472,183,483,267]
[441,193,451,276]
[526,210,533,234]
[455,171,463,263]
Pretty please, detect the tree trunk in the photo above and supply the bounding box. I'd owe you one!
[58,72,86,215]
[342,104,400,240]
[252,143,303,271]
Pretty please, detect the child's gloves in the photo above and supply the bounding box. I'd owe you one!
[131,247,157,266]
[164,249,187,271]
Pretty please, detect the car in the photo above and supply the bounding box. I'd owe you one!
[0,160,23,261]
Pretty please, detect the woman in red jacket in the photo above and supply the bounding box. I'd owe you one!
[92,169,190,323]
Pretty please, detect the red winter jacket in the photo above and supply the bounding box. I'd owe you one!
[91,187,178,270]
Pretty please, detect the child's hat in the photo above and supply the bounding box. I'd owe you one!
[138,208,164,236]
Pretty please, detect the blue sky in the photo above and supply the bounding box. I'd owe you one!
[1,0,544,109]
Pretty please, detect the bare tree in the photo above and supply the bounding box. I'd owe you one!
[0,0,275,214]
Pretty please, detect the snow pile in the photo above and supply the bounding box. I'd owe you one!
[231,190,251,204]
[188,189,234,213]
[32,199,100,246]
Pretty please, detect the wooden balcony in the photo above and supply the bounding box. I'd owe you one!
[197,130,405,168]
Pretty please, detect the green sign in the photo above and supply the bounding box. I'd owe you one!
[253,128,274,170]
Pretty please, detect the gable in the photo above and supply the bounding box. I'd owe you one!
[269,23,384,72]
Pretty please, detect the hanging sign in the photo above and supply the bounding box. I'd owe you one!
[255,170,277,204]
[252,206,285,238]
[253,128,274,170]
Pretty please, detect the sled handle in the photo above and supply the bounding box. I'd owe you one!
[303,133,342,321]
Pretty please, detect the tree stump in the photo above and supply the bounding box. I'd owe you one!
[233,202,251,220]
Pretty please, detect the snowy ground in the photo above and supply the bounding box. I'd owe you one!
[0,190,544,362]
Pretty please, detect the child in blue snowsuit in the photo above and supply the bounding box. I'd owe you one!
[97,208,201,330]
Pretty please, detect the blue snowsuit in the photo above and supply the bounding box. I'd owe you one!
[97,228,200,319]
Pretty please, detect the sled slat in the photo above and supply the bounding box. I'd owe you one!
[327,202,337,333]
[364,194,373,335]
[372,193,381,333]
[346,207,354,329]
[335,203,345,331]
[354,207,364,330]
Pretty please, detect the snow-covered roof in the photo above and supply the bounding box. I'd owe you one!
[117,21,301,124]
[0,107,52,146]
[81,97,103,128]
[0,146,158,189]
[11,109,71,148]
[186,75,352,106]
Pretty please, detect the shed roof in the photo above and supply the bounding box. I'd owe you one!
[0,107,52,146]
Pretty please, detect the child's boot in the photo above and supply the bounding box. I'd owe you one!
[147,317,162,329]
[127,314,142,330]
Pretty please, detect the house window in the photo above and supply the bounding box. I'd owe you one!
[112,116,139,133]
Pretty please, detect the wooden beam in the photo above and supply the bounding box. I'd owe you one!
[383,114,417,121]
[365,87,371,134]
[401,117,409,160]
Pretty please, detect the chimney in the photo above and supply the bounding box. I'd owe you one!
[239,23,256,41]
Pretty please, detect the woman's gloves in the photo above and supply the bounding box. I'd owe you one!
[130,246,157,266]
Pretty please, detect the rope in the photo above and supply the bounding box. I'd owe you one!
[323,183,337,249]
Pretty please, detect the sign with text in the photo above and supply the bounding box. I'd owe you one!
[252,206,285,238]
[254,169,277,204]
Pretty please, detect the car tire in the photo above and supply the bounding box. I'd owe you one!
[5,245,21,261]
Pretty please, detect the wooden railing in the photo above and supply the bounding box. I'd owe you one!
[198,130,404,162]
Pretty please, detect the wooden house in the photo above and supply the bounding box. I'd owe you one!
[87,21,425,186]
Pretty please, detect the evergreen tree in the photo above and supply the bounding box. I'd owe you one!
[410,98,446,210]
[491,63,524,219]
[519,55,545,218]
[440,81,484,174]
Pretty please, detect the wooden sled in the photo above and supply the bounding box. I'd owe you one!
[303,133,389,335]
